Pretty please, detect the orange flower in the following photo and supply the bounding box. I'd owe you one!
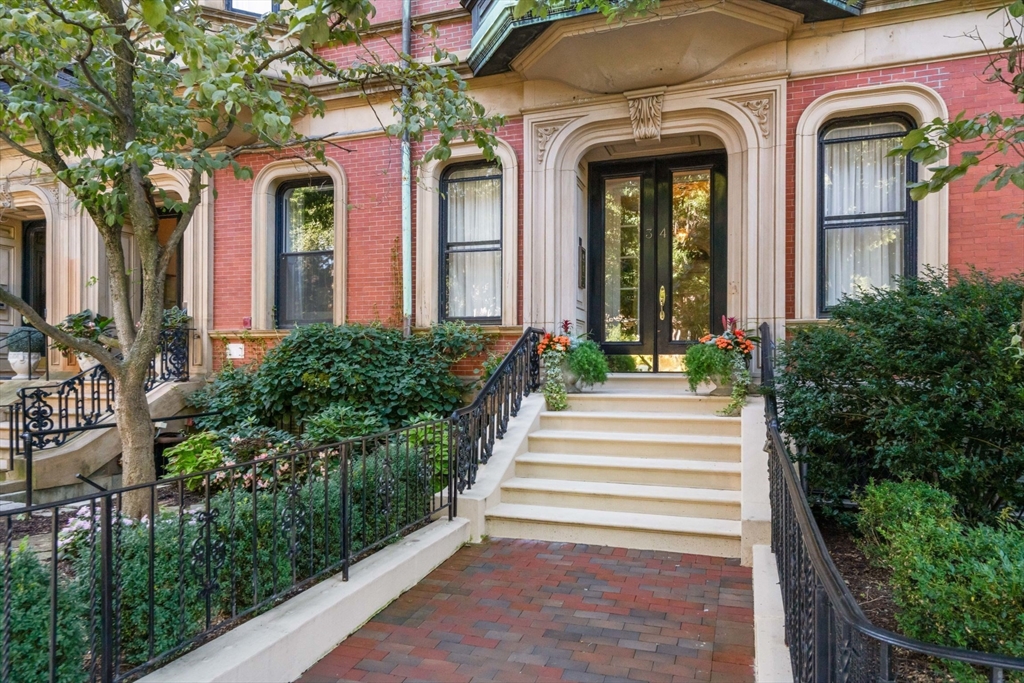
[699,334,712,343]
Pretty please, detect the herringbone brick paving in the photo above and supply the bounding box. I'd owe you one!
[295,539,754,683]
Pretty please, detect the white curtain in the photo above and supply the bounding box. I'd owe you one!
[446,175,501,318]
[823,126,906,307]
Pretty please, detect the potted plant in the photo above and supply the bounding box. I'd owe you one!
[6,326,45,379]
[537,331,572,410]
[685,316,759,415]
[567,339,609,391]
[537,321,611,409]
[52,310,114,372]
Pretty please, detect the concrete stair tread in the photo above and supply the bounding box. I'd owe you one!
[500,477,741,503]
[529,429,741,446]
[572,392,729,402]
[516,452,741,473]
[542,410,740,423]
[486,503,741,538]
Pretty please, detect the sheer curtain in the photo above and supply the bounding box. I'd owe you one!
[444,167,501,319]
[822,122,908,308]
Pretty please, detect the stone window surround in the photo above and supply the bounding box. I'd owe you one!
[792,82,948,323]
[416,138,519,328]
[250,158,348,330]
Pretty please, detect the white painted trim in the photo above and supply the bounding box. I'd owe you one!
[249,158,349,330]
[139,518,470,683]
[415,138,519,327]
[753,544,794,683]
[792,82,949,321]
[457,392,545,540]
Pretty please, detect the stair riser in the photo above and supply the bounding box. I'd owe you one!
[485,518,741,559]
[500,488,741,520]
[566,396,730,415]
[527,436,740,462]
[539,414,740,437]
[598,377,696,392]
[515,461,740,490]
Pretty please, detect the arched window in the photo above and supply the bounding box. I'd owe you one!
[818,116,917,315]
[439,163,502,323]
[276,178,335,328]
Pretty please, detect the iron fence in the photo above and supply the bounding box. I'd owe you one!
[759,321,1024,683]
[1,326,543,683]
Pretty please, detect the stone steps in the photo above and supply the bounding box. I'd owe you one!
[527,430,741,462]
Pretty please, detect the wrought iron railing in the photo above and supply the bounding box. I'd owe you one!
[6,328,193,465]
[451,327,542,493]
[0,326,543,683]
[759,321,1024,683]
[0,415,454,683]
[0,327,50,381]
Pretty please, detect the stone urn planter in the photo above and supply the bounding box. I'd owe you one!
[709,381,734,397]
[8,352,43,380]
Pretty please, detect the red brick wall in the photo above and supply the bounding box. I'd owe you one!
[212,118,525,331]
[786,56,1024,319]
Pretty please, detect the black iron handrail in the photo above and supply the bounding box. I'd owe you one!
[5,327,193,467]
[0,327,50,381]
[451,326,543,492]
[759,321,1024,683]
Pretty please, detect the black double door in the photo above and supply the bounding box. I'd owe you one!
[588,152,727,372]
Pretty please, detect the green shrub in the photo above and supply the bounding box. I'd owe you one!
[405,412,450,492]
[194,323,485,431]
[857,481,1024,680]
[684,342,732,391]
[775,270,1024,522]
[188,363,259,431]
[568,340,609,388]
[348,442,431,554]
[7,543,87,683]
[163,432,226,490]
[303,403,387,446]
[481,352,504,381]
[8,326,45,354]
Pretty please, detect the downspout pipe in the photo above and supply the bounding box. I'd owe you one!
[401,0,413,336]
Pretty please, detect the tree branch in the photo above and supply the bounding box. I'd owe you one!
[0,288,119,367]
[0,59,116,119]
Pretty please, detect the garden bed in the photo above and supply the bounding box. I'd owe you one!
[820,518,956,683]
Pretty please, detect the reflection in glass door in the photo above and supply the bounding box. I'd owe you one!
[589,153,726,372]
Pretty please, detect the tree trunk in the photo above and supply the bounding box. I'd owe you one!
[116,370,156,519]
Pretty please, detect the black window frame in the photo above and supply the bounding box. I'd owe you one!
[225,0,279,16]
[438,161,503,325]
[817,113,918,317]
[275,177,335,329]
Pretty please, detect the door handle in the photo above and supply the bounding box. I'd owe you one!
[659,286,666,321]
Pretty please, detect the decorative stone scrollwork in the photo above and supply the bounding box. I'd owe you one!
[627,93,664,143]
[535,123,568,164]
[741,98,772,139]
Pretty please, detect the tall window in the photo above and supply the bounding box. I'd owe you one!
[440,163,502,323]
[276,178,334,328]
[819,116,916,314]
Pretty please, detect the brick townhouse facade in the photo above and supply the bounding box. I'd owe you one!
[1,0,1021,377]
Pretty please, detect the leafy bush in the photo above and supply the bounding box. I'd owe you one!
[163,432,225,490]
[775,270,1024,522]
[192,323,486,431]
[188,363,259,431]
[8,326,45,354]
[405,412,450,491]
[7,542,87,683]
[858,481,1024,680]
[303,403,387,446]
[481,352,504,381]
[568,340,609,388]
[348,442,431,555]
[684,343,733,390]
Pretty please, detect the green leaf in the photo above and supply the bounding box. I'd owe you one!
[140,0,167,29]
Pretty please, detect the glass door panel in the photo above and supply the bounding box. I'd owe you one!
[670,170,712,342]
[603,176,642,343]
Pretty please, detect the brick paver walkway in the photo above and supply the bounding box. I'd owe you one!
[296,539,754,683]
